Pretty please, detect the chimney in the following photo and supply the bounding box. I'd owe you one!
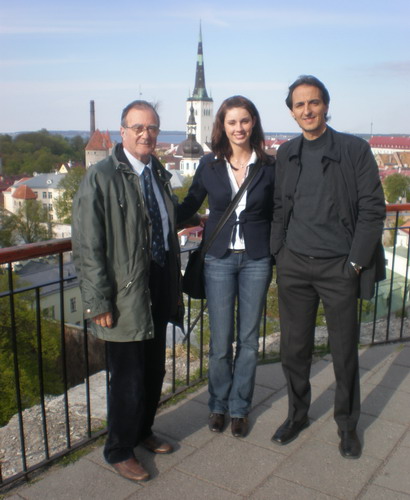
[90,100,96,136]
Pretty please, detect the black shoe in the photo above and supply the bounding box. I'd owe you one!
[231,417,248,438]
[338,429,362,459]
[208,413,225,433]
[271,417,309,445]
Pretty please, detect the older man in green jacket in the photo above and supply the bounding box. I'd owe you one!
[72,100,183,482]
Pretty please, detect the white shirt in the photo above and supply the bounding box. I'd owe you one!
[123,148,169,250]
[225,151,257,250]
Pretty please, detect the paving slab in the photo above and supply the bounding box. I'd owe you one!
[176,434,284,496]
[151,399,215,448]
[3,343,410,500]
[85,434,196,481]
[372,446,410,495]
[361,384,410,425]
[249,475,336,499]
[13,457,141,500]
[273,439,382,499]
[251,384,277,409]
[126,468,240,499]
[360,484,410,500]
[401,430,410,448]
[312,413,407,461]
[254,362,287,390]
[365,362,410,393]
[245,404,314,456]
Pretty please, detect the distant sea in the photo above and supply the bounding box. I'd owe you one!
[6,130,187,145]
[111,131,186,145]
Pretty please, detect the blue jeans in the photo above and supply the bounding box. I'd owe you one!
[204,251,272,417]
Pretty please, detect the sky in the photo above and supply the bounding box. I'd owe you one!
[1,0,409,136]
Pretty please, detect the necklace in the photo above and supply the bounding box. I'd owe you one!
[229,154,251,171]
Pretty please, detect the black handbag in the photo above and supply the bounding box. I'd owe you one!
[182,161,262,299]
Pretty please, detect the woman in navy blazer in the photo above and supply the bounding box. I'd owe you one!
[178,96,275,438]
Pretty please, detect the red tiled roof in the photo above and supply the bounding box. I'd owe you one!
[369,137,410,149]
[85,129,113,151]
[12,184,37,200]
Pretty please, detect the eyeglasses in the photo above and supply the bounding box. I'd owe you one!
[124,124,160,136]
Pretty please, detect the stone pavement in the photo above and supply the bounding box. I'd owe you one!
[5,342,410,499]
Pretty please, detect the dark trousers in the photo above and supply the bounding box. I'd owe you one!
[276,247,360,431]
[104,258,172,464]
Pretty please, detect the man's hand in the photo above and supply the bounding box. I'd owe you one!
[92,312,113,328]
[199,214,208,227]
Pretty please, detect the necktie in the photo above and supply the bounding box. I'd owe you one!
[142,166,166,266]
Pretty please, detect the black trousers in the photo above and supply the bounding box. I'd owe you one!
[276,247,360,431]
[104,258,172,464]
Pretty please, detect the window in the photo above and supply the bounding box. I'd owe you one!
[48,203,52,211]
[42,192,47,199]
[70,297,77,313]
[48,192,52,199]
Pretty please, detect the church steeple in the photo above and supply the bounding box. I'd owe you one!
[192,23,209,100]
[186,23,213,147]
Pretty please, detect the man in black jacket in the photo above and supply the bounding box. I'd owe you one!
[270,75,385,458]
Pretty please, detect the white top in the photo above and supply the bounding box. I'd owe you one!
[225,151,257,250]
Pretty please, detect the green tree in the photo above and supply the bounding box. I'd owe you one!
[11,200,53,243]
[174,177,209,214]
[54,166,86,223]
[0,207,17,247]
[0,130,86,175]
[383,173,410,203]
[0,275,63,425]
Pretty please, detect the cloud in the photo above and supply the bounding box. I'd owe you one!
[164,3,410,29]
[0,80,190,94]
[212,81,286,92]
[0,57,90,67]
[361,60,410,77]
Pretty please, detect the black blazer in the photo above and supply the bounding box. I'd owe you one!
[271,127,386,299]
[177,153,275,259]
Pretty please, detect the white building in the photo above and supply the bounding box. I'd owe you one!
[177,105,204,177]
[3,172,66,222]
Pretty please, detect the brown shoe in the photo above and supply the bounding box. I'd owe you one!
[142,434,173,454]
[208,413,225,433]
[231,417,249,438]
[112,457,149,482]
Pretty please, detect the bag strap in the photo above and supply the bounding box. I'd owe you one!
[201,161,263,257]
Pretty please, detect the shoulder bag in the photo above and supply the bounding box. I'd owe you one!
[182,161,262,299]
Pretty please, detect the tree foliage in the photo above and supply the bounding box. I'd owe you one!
[54,166,86,224]
[0,207,17,247]
[10,200,53,243]
[174,177,209,213]
[0,130,86,175]
[383,173,410,203]
[0,274,64,426]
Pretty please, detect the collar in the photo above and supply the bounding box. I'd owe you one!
[123,147,151,175]
[288,126,341,163]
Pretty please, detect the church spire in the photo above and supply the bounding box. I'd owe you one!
[192,22,209,100]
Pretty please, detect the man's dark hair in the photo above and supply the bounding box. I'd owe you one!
[285,75,330,116]
[121,100,160,127]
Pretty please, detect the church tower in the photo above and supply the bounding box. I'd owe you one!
[186,24,213,147]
